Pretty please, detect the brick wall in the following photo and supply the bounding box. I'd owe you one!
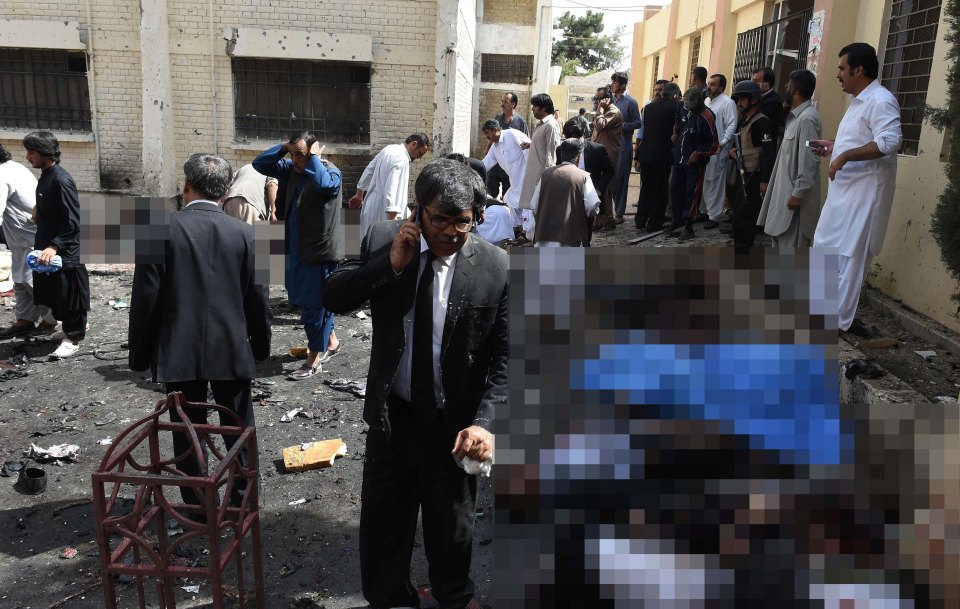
[483,0,537,26]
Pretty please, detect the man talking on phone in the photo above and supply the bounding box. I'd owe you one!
[325,158,508,609]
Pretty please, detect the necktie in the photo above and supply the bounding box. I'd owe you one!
[412,251,437,410]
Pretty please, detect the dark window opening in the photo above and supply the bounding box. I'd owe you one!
[0,48,92,132]
[480,54,534,84]
[231,57,371,144]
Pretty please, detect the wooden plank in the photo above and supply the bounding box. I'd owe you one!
[628,230,665,244]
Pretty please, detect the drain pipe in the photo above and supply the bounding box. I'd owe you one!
[209,0,219,153]
[83,0,103,190]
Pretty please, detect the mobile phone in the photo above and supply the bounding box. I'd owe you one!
[414,205,422,225]
[805,140,826,151]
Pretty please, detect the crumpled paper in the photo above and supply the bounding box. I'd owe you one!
[25,443,80,462]
[458,455,492,477]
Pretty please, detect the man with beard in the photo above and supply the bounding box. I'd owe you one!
[701,74,737,228]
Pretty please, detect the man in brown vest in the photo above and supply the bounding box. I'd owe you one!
[725,80,776,253]
[529,139,601,247]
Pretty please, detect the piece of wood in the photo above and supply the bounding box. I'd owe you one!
[282,439,346,472]
[628,230,665,244]
[856,337,898,350]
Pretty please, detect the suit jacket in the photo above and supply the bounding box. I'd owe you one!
[639,99,680,166]
[324,221,508,441]
[555,140,614,196]
[128,201,272,383]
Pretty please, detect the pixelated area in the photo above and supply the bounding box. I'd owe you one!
[496,248,960,608]
[80,195,172,265]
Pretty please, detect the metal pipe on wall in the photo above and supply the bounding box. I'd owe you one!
[84,0,103,189]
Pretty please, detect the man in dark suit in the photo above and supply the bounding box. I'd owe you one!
[636,82,683,231]
[325,158,507,609]
[753,67,785,142]
[560,118,613,245]
[128,153,271,508]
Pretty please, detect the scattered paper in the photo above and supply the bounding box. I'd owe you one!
[915,350,937,360]
[288,498,307,506]
[25,443,79,462]
[98,438,113,446]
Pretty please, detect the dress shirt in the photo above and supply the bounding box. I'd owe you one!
[392,238,457,405]
[705,93,737,147]
[476,203,516,244]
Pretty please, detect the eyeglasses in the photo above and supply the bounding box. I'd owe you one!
[421,206,473,232]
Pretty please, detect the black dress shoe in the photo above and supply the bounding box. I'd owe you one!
[703,220,719,229]
[693,213,709,223]
[0,323,36,339]
[677,229,696,242]
[719,225,734,234]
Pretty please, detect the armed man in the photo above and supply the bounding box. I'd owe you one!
[724,80,776,253]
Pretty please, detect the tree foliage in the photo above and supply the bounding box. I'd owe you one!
[929,0,960,301]
[551,11,626,80]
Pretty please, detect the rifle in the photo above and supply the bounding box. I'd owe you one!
[733,130,749,202]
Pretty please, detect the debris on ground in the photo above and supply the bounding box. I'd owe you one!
[353,311,367,320]
[98,437,113,446]
[934,395,958,404]
[59,546,78,560]
[25,443,80,462]
[108,298,129,310]
[0,460,25,477]
[844,359,885,380]
[324,378,366,398]
[915,350,938,361]
[281,407,314,422]
[856,337,898,350]
[282,439,347,472]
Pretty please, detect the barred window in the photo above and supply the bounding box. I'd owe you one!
[688,33,702,82]
[0,48,92,132]
[651,54,661,95]
[882,0,942,156]
[232,57,370,144]
[480,54,534,84]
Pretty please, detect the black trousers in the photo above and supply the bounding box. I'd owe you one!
[165,379,254,510]
[732,172,763,253]
[635,161,672,229]
[32,265,89,340]
[360,398,477,609]
[486,163,510,199]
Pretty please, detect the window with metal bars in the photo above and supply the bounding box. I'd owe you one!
[480,54,534,84]
[651,54,661,95]
[0,48,92,132]
[688,34,702,84]
[232,57,370,143]
[882,0,942,156]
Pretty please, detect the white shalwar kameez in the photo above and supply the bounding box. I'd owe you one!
[482,128,530,227]
[813,80,902,331]
[358,144,412,240]
[702,93,737,220]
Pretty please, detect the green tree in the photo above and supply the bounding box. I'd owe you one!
[552,10,626,80]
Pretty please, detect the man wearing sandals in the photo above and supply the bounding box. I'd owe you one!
[326,159,507,609]
[254,132,344,379]
[128,153,271,508]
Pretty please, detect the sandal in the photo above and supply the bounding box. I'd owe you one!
[318,344,342,364]
[286,362,322,381]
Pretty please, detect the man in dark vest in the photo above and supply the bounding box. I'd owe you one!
[724,80,777,253]
[559,118,614,244]
[530,139,601,247]
[253,132,343,379]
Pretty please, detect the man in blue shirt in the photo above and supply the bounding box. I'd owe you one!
[610,72,642,224]
[668,87,718,241]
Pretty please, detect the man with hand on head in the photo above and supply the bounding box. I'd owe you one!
[325,158,507,609]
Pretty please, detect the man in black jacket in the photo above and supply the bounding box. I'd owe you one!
[560,118,613,244]
[635,83,683,231]
[254,132,343,379]
[325,159,507,609]
[128,153,271,508]
[753,67,785,142]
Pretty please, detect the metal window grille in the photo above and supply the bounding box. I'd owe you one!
[651,54,661,94]
[232,57,370,143]
[0,48,92,132]
[688,33,702,80]
[882,0,942,156]
[733,8,812,83]
[480,54,534,84]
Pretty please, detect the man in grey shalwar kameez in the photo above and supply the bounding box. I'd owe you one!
[757,69,822,248]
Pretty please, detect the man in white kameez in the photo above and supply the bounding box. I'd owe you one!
[812,42,902,332]
[349,133,430,240]
[758,69,822,249]
[518,93,562,239]
[702,74,737,228]
[480,120,530,228]
[0,144,56,338]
